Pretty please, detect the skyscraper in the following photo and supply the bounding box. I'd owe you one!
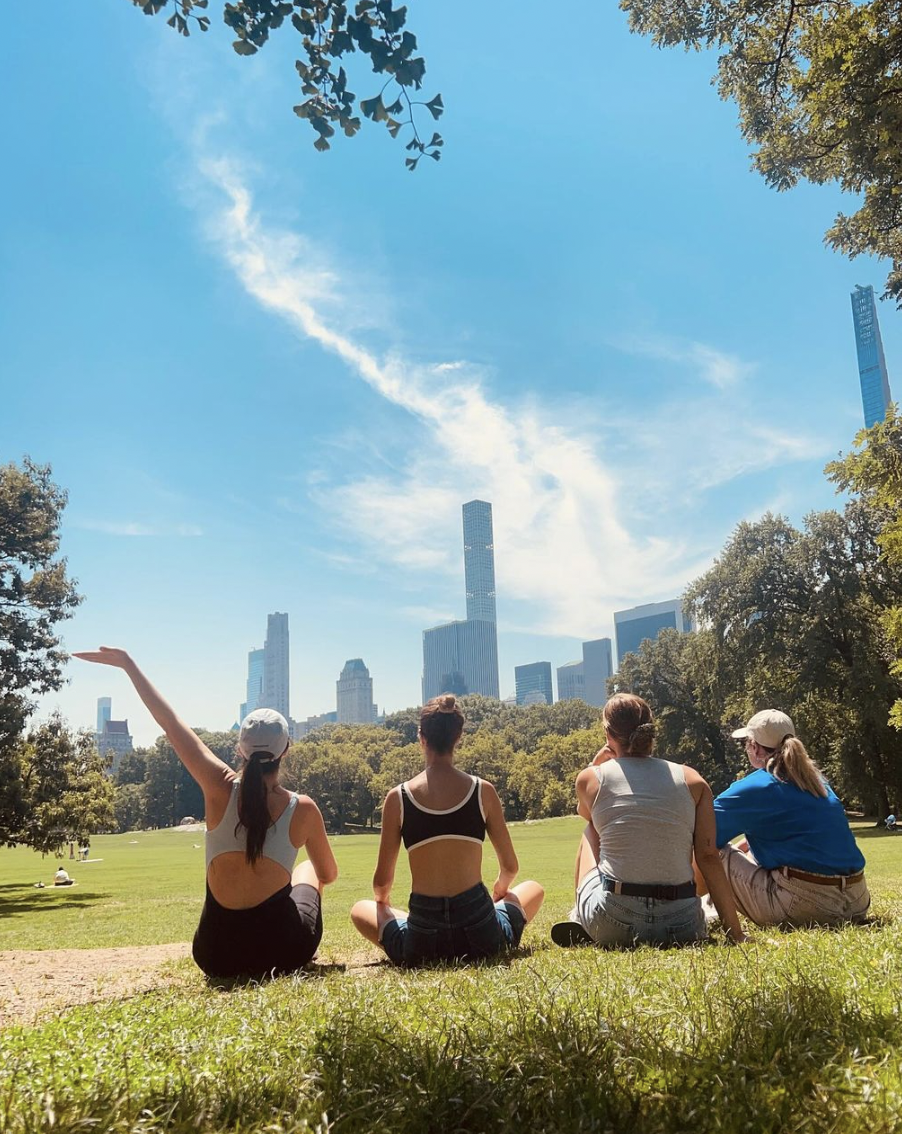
[96,696,112,737]
[515,661,553,706]
[556,660,585,702]
[421,500,500,702]
[422,620,500,702]
[851,285,893,428]
[337,658,375,724]
[239,647,265,722]
[463,500,497,623]
[261,612,290,719]
[582,638,613,706]
[614,600,693,667]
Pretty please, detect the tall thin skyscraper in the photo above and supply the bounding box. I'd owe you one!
[261,612,290,719]
[96,697,112,737]
[463,500,497,623]
[421,500,501,702]
[239,647,265,722]
[851,285,893,428]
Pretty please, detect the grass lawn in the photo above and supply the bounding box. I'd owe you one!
[1,820,901,1133]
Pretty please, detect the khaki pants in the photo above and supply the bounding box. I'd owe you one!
[711,844,870,928]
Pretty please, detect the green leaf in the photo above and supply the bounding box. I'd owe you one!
[233,40,258,56]
[360,95,387,121]
[425,93,444,119]
[314,136,331,152]
[405,156,419,170]
[429,132,443,147]
[386,118,402,138]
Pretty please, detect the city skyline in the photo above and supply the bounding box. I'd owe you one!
[17,5,901,746]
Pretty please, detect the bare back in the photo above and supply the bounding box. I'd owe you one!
[401,765,485,897]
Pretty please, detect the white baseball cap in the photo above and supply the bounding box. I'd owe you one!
[238,708,290,759]
[732,709,795,749]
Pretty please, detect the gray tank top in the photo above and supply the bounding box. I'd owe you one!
[590,757,696,885]
[205,781,300,873]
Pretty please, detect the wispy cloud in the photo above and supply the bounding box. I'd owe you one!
[193,158,824,635]
[614,333,756,389]
[73,520,204,537]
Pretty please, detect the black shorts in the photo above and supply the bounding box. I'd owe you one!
[192,882,322,979]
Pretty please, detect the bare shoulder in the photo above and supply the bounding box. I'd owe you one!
[681,764,712,800]
[576,765,598,791]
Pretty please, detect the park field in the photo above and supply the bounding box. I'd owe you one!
[1,819,901,1133]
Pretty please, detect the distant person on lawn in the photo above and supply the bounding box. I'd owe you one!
[705,710,869,927]
[350,694,545,966]
[74,647,338,979]
[553,693,746,948]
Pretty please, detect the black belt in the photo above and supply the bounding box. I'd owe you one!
[600,874,696,900]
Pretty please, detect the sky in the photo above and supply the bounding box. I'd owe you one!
[3,1,900,747]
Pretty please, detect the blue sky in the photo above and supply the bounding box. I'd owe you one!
[4,1,899,746]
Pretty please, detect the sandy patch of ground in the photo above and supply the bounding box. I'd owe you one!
[0,943,192,1028]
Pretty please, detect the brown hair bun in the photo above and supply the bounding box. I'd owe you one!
[420,694,465,754]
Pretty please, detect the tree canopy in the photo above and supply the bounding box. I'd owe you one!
[622,0,902,303]
[134,0,443,166]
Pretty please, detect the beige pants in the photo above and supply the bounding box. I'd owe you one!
[712,844,870,928]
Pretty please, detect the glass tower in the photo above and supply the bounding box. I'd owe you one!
[261,612,290,719]
[239,647,265,722]
[851,285,893,428]
[422,619,500,702]
[515,661,553,706]
[463,500,497,623]
[614,600,692,667]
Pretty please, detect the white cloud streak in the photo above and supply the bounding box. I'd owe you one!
[196,158,825,635]
[614,333,756,389]
[74,520,204,537]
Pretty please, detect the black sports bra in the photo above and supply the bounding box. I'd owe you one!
[399,777,486,850]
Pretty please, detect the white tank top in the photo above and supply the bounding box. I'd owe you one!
[590,757,696,885]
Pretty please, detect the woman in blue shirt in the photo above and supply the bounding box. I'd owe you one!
[708,709,869,927]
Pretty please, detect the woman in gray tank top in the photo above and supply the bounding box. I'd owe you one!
[552,693,745,948]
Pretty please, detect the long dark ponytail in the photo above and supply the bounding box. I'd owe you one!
[236,754,281,865]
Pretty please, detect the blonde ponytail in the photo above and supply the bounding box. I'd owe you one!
[766,736,827,798]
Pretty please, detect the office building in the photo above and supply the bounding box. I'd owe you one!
[851,285,893,428]
[337,658,375,724]
[463,500,497,623]
[291,711,338,740]
[421,500,500,702]
[515,661,553,707]
[423,619,500,702]
[614,600,693,666]
[239,647,265,722]
[97,718,133,775]
[582,637,614,706]
[261,612,290,719]
[556,660,585,702]
[96,697,112,737]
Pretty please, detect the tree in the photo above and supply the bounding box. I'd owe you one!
[622,0,902,303]
[0,458,81,757]
[133,0,443,166]
[827,406,902,727]
[0,716,116,854]
[115,748,147,786]
[114,782,147,833]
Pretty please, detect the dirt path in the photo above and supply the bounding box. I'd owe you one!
[0,943,192,1028]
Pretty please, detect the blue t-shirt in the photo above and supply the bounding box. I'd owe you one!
[713,769,865,874]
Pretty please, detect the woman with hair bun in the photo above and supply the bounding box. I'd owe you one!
[707,710,869,926]
[553,693,745,948]
[351,693,544,965]
[74,648,337,978]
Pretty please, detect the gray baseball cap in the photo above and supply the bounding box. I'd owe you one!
[732,709,795,749]
[238,708,290,759]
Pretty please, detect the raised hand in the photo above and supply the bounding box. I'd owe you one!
[72,647,133,670]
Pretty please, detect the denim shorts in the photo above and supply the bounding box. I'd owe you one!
[576,868,705,948]
[380,882,527,966]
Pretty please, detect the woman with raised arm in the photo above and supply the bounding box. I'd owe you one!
[350,694,544,966]
[552,693,746,948]
[707,710,869,927]
[74,648,338,979]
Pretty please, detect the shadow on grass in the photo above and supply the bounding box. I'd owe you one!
[0,885,112,920]
[853,826,902,841]
[205,961,348,991]
[305,981,902,1134]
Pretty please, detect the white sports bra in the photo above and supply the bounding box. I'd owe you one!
[205,781,299,873]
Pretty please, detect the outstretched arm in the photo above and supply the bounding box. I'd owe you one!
[73,648,235,796]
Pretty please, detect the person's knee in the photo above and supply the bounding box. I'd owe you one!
[349,900,374,931]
